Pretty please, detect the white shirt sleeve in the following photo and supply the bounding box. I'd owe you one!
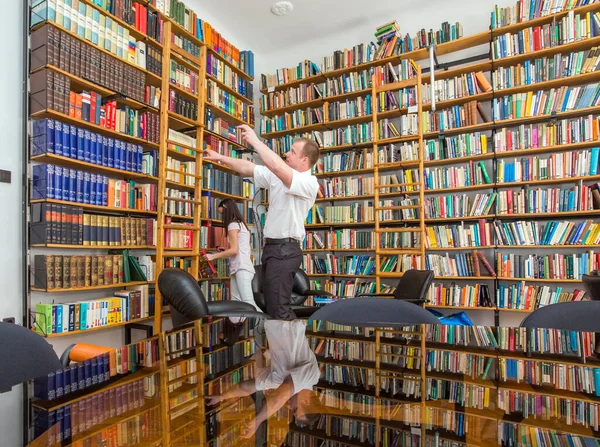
[286,170,319,199]
[289,361,322,393]
[253,165,273,189]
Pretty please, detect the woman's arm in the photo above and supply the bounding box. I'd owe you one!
[206,228,239,261]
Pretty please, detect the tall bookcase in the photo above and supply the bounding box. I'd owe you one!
[26,0,256,346]
[258,1,600,324]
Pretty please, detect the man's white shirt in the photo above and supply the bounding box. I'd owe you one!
[253,165,319,241]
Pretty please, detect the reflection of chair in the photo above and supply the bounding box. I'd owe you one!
[310,297,440,328]
[251,264,333,318]
[358,269,434,305]
[520,301,600,332]
[0,322,62,393]
[158,268,269,328]
[582,271,600,301]
[60,343,112,367]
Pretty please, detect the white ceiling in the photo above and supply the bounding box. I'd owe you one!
[191,0,478,54]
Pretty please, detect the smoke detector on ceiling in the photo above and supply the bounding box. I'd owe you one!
[270,1,293,16]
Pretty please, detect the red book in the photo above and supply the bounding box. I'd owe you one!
[199,250,217,278]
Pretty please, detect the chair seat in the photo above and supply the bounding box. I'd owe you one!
[292,305,320,318]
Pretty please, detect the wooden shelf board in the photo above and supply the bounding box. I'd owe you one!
[204,189,251,201]
[30,154,158,182]
[423,214,496,223]
[203,129,250,151]
[31,280,152,293]
[497,209,600,219]
[436,276,496,280]
[495,140,600,159]
[167,148,198,162]
[167,110,201,129]
[495,68,600,98]
[260,73,325,94]
[42,314,157,338]
[497,277,583,283]
[307,274,376,278]
[422,61,493,84]
[377,135,420,145]
[320,141,375,152]
[426,245,495,251]
[426,305,496,311]
[30,109,159,148]
[497,244,600,249]
[422,91,494,112]
[494,105,600,129]
[305,221,375,228]
[303,248,375,252]
[170,45,203,67]
[496,174,600,188]
[169,82,200,102]
[262,122,326,139]
[423,121,495,139]
[29,199,158,216]
[423,152,494,167]
[316,194,375,202]
[165,179,196,192]
[425,183,494,194]
[31,244,155,250]
[261,98,324,117]
[206,74,253,105]
[315,167,374,178]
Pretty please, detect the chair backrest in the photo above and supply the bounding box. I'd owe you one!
[158,268,209,324]
[252,264,310,312]
[520,301,600,332]
[582,271,600,301]
[394,269,434,302]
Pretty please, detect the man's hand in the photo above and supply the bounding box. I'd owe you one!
[203,149,223,163]
[240,418,260,440]
[238,124,261,148]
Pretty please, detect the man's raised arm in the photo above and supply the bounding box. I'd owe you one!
[238,125,294,188]
[202,149,256,177]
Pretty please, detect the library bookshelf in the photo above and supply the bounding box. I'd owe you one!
[26,2,255,345]
[259,0,600,319]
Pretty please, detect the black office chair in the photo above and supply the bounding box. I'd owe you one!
[582,271,600,301]
[310,297,440,328]
[358,269,434,305]
[251,264,333,318]
[0,322,62,393]
[158,268,269,328]
[520,301,600,332]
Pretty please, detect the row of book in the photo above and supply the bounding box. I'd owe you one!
[32,164,158,212]
[314,147,374,174]
[204,110,248,148]
[165,189,194,217]
[421,71,492,104]
[31,24,155,106]
[166,156,197,187]
[302,254,376,276]
[170,59,199,95]
[31,0,160,73]
[497,185,597,214]
[493,11,600,59]
[205,79,255,125]
[308,279,377,297]
[168,89,198,120]
[30,202,156,247]
[202,165,253,198]
[306,202,375,225]
[424,251,497,277]
[207,53,254,101]
[491,0,600,29]
[428,283,495,307]
[496,251,599,279]
[33,119,151,174]
[33,252,152,290]
[303,229,375,250]
[31,69,161,143]
[35,287,153,335]
[318,176,375,198]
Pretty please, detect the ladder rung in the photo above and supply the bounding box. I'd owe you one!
[163,225,201,230]
[376,228,422,233]
[162,250,200,257]
[376,182,419,189]
[165,196,201,204]
[378,249,423,255]
[166,168,203,179]
[376,205,420,211]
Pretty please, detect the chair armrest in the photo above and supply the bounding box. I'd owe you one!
[209,310,271,320]
[304,289,334,297]
[206,301,257,314]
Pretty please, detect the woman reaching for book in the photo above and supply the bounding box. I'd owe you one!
[203,199,262,323]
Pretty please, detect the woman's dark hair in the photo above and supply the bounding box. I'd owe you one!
[218,199,249,231]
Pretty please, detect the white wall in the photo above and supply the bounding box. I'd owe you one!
[0,0,25,444]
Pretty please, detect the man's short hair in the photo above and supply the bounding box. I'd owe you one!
[295,137,320,167]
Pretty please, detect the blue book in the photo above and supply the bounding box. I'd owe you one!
[103,353,110,382]
[62,123,70,157]
[56,304,63,332]
[84,359,92,388]
[79,302,87,330]
[69,365,78,393]
[83,130,91,162]
[68,168,76,202]
[55,407,64,442]
[63,405,71,440]
[90,174,97,205]
[107,138,115,168]
[102,136,109,166]
[69,125,77,158]
[33,372,56,400]
[32,119,54,155]
[54,121,63,156]
[62,167,70,201]
[90,132,97,165]
[125,143,132,171]
[32,164,55,200]
[102,176,108,206]
[54,165,64,201]
[76,362,85,390]
[91,357,98,385]
[591,148,599,175]
[95,175,103,206]
[116,140,124,170]
[76,127,85,160]
[76,170,84,203]
[83,172,91,204]
[99,135,107,166]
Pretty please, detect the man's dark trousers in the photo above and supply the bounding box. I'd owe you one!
[262,239,302,320]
